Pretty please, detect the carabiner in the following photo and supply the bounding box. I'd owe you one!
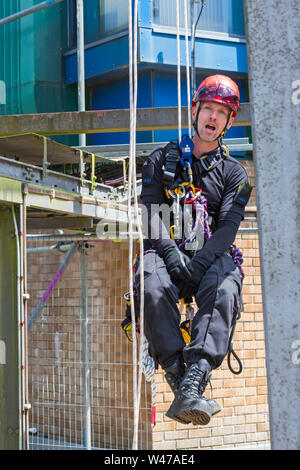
[168,184,186,200]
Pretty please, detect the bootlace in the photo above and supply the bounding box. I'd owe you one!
[180,364,211,399]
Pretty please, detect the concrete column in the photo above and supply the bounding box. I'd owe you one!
[244,0,300,450]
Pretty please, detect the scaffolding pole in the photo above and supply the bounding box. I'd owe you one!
[76,0,86,147]
[0,0,64,27]
[244,0,300,450]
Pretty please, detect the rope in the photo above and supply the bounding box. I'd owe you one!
[176,0,182,142]
[141,336,156,428]
[128,0,142,451]
[183,0,192,137]
[131,249,157,427]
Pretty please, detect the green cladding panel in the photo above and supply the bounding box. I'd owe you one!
[0,1,77,145]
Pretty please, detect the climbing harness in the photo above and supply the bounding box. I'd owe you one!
[162,135,193,191]
[199,143,229,172]
[163,139,229,197]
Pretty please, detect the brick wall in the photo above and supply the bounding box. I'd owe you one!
[27,161,270,450]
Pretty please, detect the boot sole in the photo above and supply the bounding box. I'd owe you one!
[166,398,221,426]
[165,409,191,425]
[190,401,221,425]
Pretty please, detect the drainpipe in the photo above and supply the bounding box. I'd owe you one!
[191,0,206,96]
[0,0,64,26]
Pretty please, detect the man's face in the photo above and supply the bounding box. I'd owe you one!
[192,100,234,142]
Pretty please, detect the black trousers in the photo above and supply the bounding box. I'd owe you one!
[135,251,242,370]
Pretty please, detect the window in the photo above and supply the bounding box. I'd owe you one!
[153,0,245,38]
[99,0,129,37]
[67,0,128,49]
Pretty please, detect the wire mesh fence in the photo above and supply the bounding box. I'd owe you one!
[27,238,152,450]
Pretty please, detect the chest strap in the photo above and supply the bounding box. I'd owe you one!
[199,143,229,172]
[200,144,229,171]
[162,140,181,189]
[163,141,230,191]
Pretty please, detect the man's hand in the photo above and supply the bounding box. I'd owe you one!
[163,246,192,283]
[177,259,206,299]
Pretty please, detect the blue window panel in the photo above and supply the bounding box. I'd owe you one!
[152,70,188,142]
[91,70,152,144]
[64,35,129,84]
[151,71,246,107]
[139,27,247,74]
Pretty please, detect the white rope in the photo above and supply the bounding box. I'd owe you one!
[176,0,182,142]
[129,0,149,450]
[128,0,194,445]
[141,336,156,428]
[183,0,192,137]
[128,0,140,451]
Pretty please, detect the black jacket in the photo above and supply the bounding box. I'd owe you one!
[141,143,251,274]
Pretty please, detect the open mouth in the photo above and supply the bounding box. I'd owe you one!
[205,123,216,132]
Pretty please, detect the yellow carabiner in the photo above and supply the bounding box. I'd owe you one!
[221,143,229,159]
[170,225,175,240]
[91,153,96,191]
[123,322,133,342]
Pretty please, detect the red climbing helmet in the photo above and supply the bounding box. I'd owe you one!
[192,74,240,117]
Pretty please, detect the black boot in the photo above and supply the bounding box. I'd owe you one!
[166,358,221,426]
[164,358,186,395]
[164,358,191,424]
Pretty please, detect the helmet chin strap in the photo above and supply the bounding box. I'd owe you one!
[217,111,232,142]
[192,103,202,139]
